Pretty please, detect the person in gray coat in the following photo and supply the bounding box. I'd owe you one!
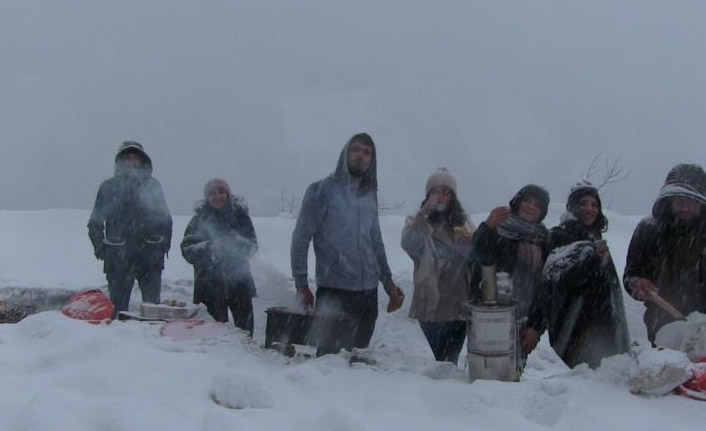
[291,133,404,355]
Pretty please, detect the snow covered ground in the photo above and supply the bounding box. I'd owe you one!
[1,206,705,431]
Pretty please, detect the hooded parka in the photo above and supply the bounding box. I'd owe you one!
[87,142,172,316]
[624,164,706,343]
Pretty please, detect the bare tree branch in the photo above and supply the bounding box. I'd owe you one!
[598,155,630,189]
[582,153,601,184]
[582,153,630,190]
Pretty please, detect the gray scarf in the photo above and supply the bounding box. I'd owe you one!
[497,214,548,319]
[497,214,548,244]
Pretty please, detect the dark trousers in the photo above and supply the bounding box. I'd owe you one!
[106,263,162,319]
[203,287,254,337]
[315,287,378,356]
[419,320,467,365]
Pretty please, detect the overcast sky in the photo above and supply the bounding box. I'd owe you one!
[2,0,706,216]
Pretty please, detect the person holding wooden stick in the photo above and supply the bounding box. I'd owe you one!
[624,164,706,344]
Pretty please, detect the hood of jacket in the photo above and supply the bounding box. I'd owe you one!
[652,164,706,220]
[509,184,550,222]
[114,141,153,178]
[332,133,378,193]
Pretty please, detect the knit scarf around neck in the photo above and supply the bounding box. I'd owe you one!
[497,214,548,317]
[496,214,548,244]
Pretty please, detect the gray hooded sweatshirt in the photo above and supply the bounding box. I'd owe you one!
[291,135,393,292]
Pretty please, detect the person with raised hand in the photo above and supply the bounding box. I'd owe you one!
[472,184,551,322]
[402,168,476,365]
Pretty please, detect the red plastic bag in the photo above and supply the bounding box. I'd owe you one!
[61,289,114,324]
[677,358,706,401]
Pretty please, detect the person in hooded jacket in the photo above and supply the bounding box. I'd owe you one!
[401,168,476,364]
[472,184,550,322]
[88,141,172,318]
[624,164,706,344]
[523,183,630,368]
[181,179,257,336]
[291,133,405,356]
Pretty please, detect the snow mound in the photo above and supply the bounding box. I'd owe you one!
[628,346,693,396]
[522,380,569,427]
[210,372,274,409]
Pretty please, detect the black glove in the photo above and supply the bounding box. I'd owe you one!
[94,244,104,261]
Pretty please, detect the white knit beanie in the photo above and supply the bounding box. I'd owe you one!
[425,168,457,196]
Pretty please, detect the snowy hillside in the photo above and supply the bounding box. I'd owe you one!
[1,206,704,431]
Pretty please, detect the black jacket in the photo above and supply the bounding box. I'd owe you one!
[624,218,706,342]
[624,163,706,342]
[87,147,172,272]
[472,222,549,318]
[181,197,258,304]
[528,219,629,368]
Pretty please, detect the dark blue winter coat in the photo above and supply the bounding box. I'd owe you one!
[87,144,172,273]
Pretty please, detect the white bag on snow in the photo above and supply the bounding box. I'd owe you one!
[655,312,706,362]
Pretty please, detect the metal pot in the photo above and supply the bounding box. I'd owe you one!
[264,307,358,354]
[466,299,522,382]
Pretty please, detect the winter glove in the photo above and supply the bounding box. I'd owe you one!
[94,244,104,261]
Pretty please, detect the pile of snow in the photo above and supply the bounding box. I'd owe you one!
[210,372,275,410]
[627,345,693,396]
[1,207,704,431]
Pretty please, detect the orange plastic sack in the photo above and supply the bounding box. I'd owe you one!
[61,289,114,324]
